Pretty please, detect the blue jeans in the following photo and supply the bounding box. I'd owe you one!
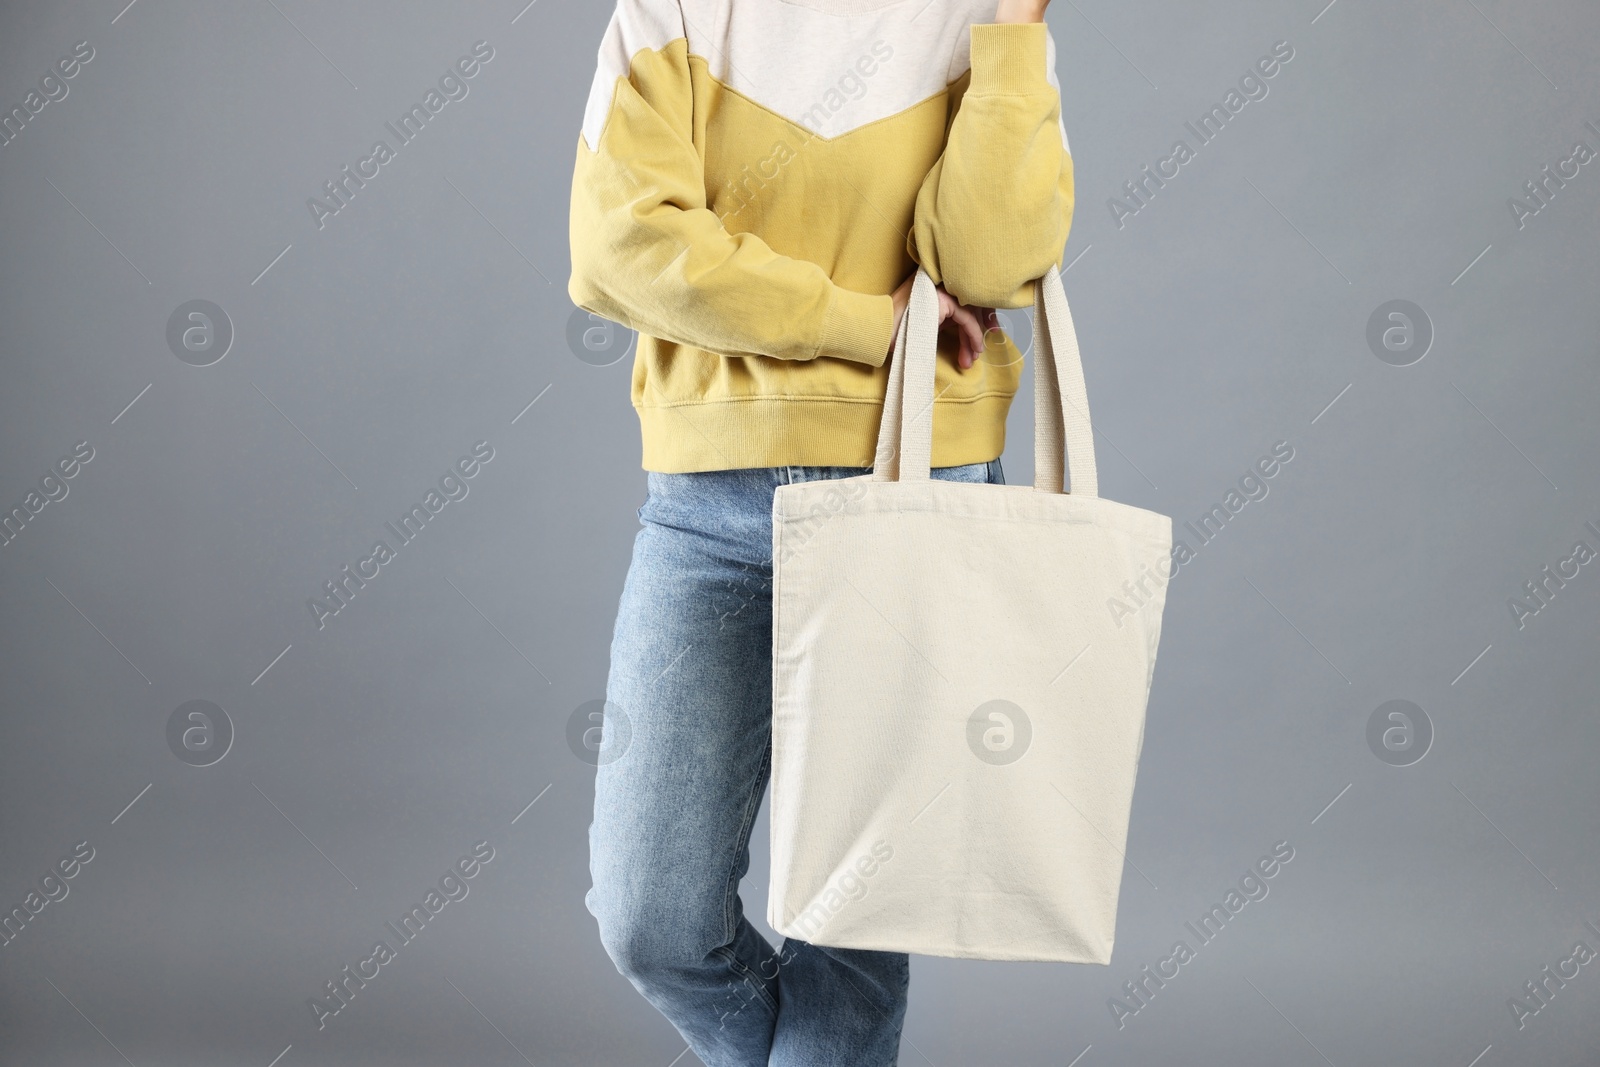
[588,459,1005,1067]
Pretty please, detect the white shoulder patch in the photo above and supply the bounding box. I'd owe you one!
[679,0,984,140]
[1043,21,1069,155]
[579,0,1070,153]
[580,0,687,151]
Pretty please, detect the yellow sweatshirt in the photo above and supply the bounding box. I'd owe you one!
[568,0,1074,473]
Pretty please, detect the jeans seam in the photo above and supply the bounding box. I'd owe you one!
[719,743,778,1018]
[724,743,770,931]
[711,942,778,1023]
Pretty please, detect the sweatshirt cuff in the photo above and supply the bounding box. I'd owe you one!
[818,286,893,367]
[968,22,1050,95]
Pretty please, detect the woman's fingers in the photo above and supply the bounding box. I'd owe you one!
[943,298,988,369]
[917,284,999,369]
[966,307,992,361]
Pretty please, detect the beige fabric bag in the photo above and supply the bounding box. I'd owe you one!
[767,266,1173,963]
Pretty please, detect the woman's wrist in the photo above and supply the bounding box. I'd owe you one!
[993,0,1048,24]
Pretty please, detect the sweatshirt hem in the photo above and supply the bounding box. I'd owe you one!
[636,393,1011,473]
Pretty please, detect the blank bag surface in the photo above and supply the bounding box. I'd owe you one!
[768,266,1173,963]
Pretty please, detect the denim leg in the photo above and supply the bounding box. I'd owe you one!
[587,469,784,1066]
[588,460,1003,1067]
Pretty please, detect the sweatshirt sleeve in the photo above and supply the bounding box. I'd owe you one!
[568,0,895,367]
[905,21,1074,310]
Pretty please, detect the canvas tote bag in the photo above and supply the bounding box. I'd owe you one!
[767,265,1173,964]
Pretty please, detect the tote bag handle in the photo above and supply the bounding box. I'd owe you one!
[870,266,1099,498]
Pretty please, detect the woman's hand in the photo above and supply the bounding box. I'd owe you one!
[888,273,999,371]
[993,0,1048,23]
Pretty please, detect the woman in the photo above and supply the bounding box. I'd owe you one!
[567,0,1072,1061]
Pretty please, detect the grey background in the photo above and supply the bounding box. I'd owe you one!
[1,0,1597,1064]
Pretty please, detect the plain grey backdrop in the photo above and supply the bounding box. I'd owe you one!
[2,0,1598,1064]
